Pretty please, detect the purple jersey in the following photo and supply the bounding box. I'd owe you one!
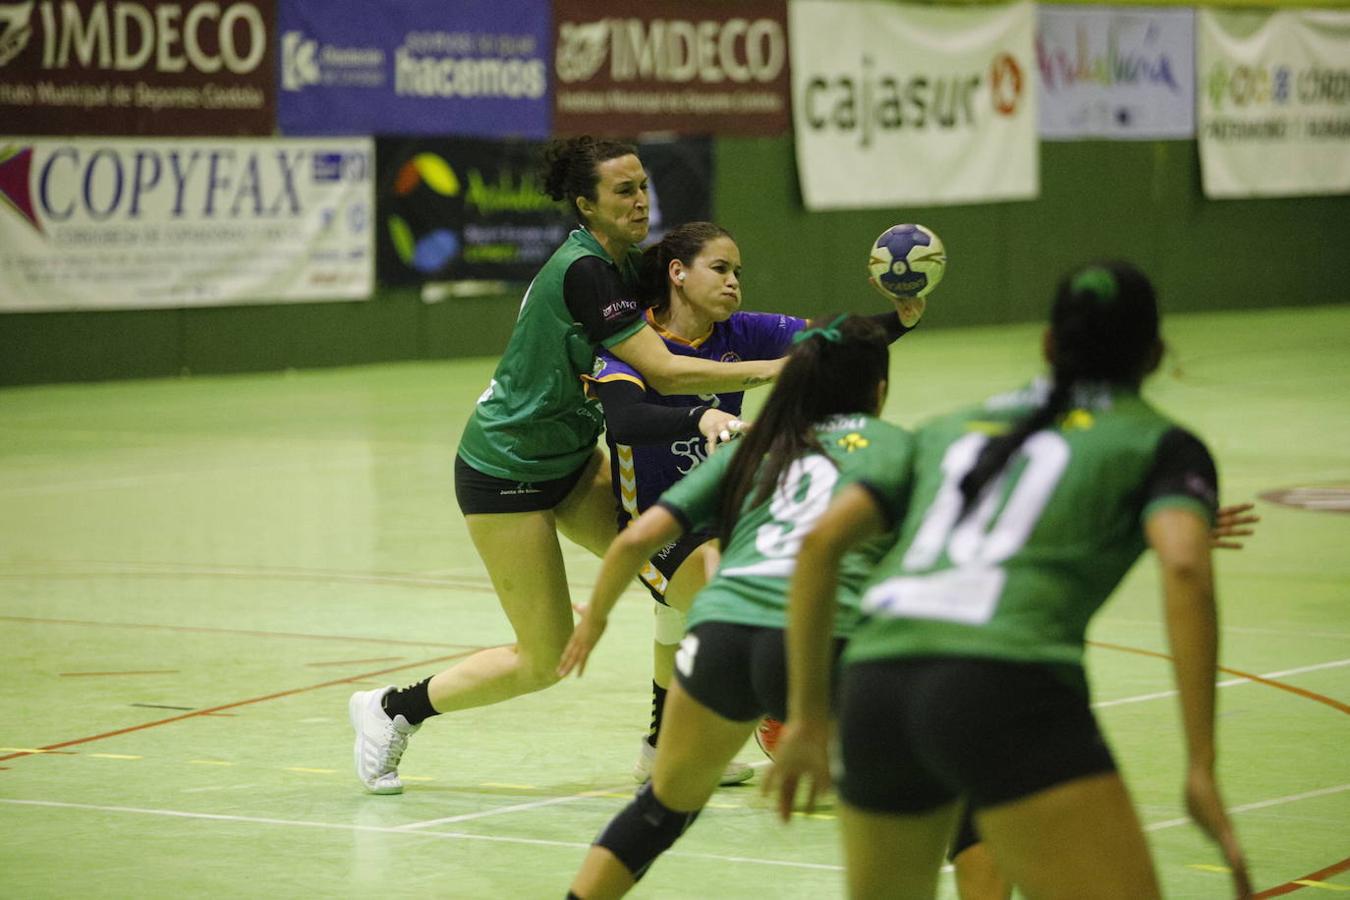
[588,309,805,527]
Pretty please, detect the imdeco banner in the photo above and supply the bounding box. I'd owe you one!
[790,0,1037,210]
[553,0,791,137]
[0,0,275,136]
[0,138,373,311]
[1198,9,1350,199]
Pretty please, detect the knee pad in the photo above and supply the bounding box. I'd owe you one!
[653,603,686,646]
[595,782,702,880]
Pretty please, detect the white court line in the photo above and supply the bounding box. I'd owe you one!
[4,783,1346,873]
[394,784,633,830]
[0,798,839,871]
[1143,783,1350,832]
[1092,657,1350,710]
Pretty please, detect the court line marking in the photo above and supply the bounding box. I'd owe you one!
[0,651,477,765]
[1257,857,1350,898]
[1143,784,1350,832]
[1088,642,1350,716]
[1093,658,1350,710]
[0,798,840,871]
[1105,618,1350,641]
[393,785,636,830]
[3,783,1343,877]
[0,613,474,650]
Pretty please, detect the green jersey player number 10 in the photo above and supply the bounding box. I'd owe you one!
[865,430,1070,625]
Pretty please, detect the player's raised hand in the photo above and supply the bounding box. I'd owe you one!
[761,719,831,823]
[1211,502,1259,550]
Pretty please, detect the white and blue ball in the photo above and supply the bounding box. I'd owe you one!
[867,224,946,300]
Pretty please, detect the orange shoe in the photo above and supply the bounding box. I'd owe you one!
[754,717,783,760]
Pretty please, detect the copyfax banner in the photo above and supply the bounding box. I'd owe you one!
[790,1,1037,210]
[1199,9,1350,198]
[1037,6,1194,140]
[278,0,550,138]
[0,138,373,311]
[0,0,275,136]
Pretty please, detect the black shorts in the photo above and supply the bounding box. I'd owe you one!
[837,657,1117,815]
[454,454,590,515]
[640,530,713,605]
[674,621,845,723]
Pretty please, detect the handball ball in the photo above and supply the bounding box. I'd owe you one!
[867,224,946,300]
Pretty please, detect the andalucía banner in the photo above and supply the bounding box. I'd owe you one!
[1037,5,1195,140]
[789,0,1037,210]
[0,138,373,311]
[1198,8,1350,199]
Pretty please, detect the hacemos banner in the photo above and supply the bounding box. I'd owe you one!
[278,0,551,138]
[0,138,373,311]
[790,0,1037,210]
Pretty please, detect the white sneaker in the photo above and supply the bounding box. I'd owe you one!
[632,738,754,787]
[348,686,420,795]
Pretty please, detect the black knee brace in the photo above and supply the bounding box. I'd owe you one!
[594,782,702,880]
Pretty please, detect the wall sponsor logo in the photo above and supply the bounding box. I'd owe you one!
[790,0,1036,210]
[0,138,372,309]
[2,0,267,73]
[552,0,790,137]
[0,0,275,135]
[278,2,550,137]
[801,51,1025,148]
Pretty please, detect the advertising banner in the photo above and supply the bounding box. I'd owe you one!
[0,0,275,136]
[790,0,1037,211]
[552,0,790,137]
[376,136,711,285]
[278,0,551,138]
[1037,6,1194,140]
[0,137,373,311]
[1198,9,1350,198]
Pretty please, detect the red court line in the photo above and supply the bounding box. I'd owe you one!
[1091,640,1348,896]
[0,650,476,765]
[304,657,405,668]
[1088,640,1350,716]
[0,614,474,650]
[1254,856,1350,897]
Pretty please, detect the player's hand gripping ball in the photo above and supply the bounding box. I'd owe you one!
[867,224,946,301]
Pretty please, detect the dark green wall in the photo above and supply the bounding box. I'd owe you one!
[3,136,1347,386]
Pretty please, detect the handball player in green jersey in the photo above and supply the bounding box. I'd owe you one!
[768,262,1252,899]
[557,316,915,898]
[347,137,783,795]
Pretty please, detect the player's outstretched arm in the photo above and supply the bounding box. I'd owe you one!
[1146,507,1252,898]
[768,484,888,822]
[558,506,684,679]
[610,326,782,395]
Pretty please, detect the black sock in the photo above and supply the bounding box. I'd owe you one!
[381,677,438,726]
[646,681,668,748]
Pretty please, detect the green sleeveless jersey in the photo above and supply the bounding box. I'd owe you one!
[457,229,647,481]
[659,414,915,636]
[844,380,1219,671]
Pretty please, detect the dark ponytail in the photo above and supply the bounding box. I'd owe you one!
[717,315,890,548]
[958,261,1161,515]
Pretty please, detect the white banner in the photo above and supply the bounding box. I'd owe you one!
[0,138,373,311]
[1198,9,1350,199]
[790,0,1037,211]
[1037,6,1194,140]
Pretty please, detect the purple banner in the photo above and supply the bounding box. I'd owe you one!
[278,0,550,138]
